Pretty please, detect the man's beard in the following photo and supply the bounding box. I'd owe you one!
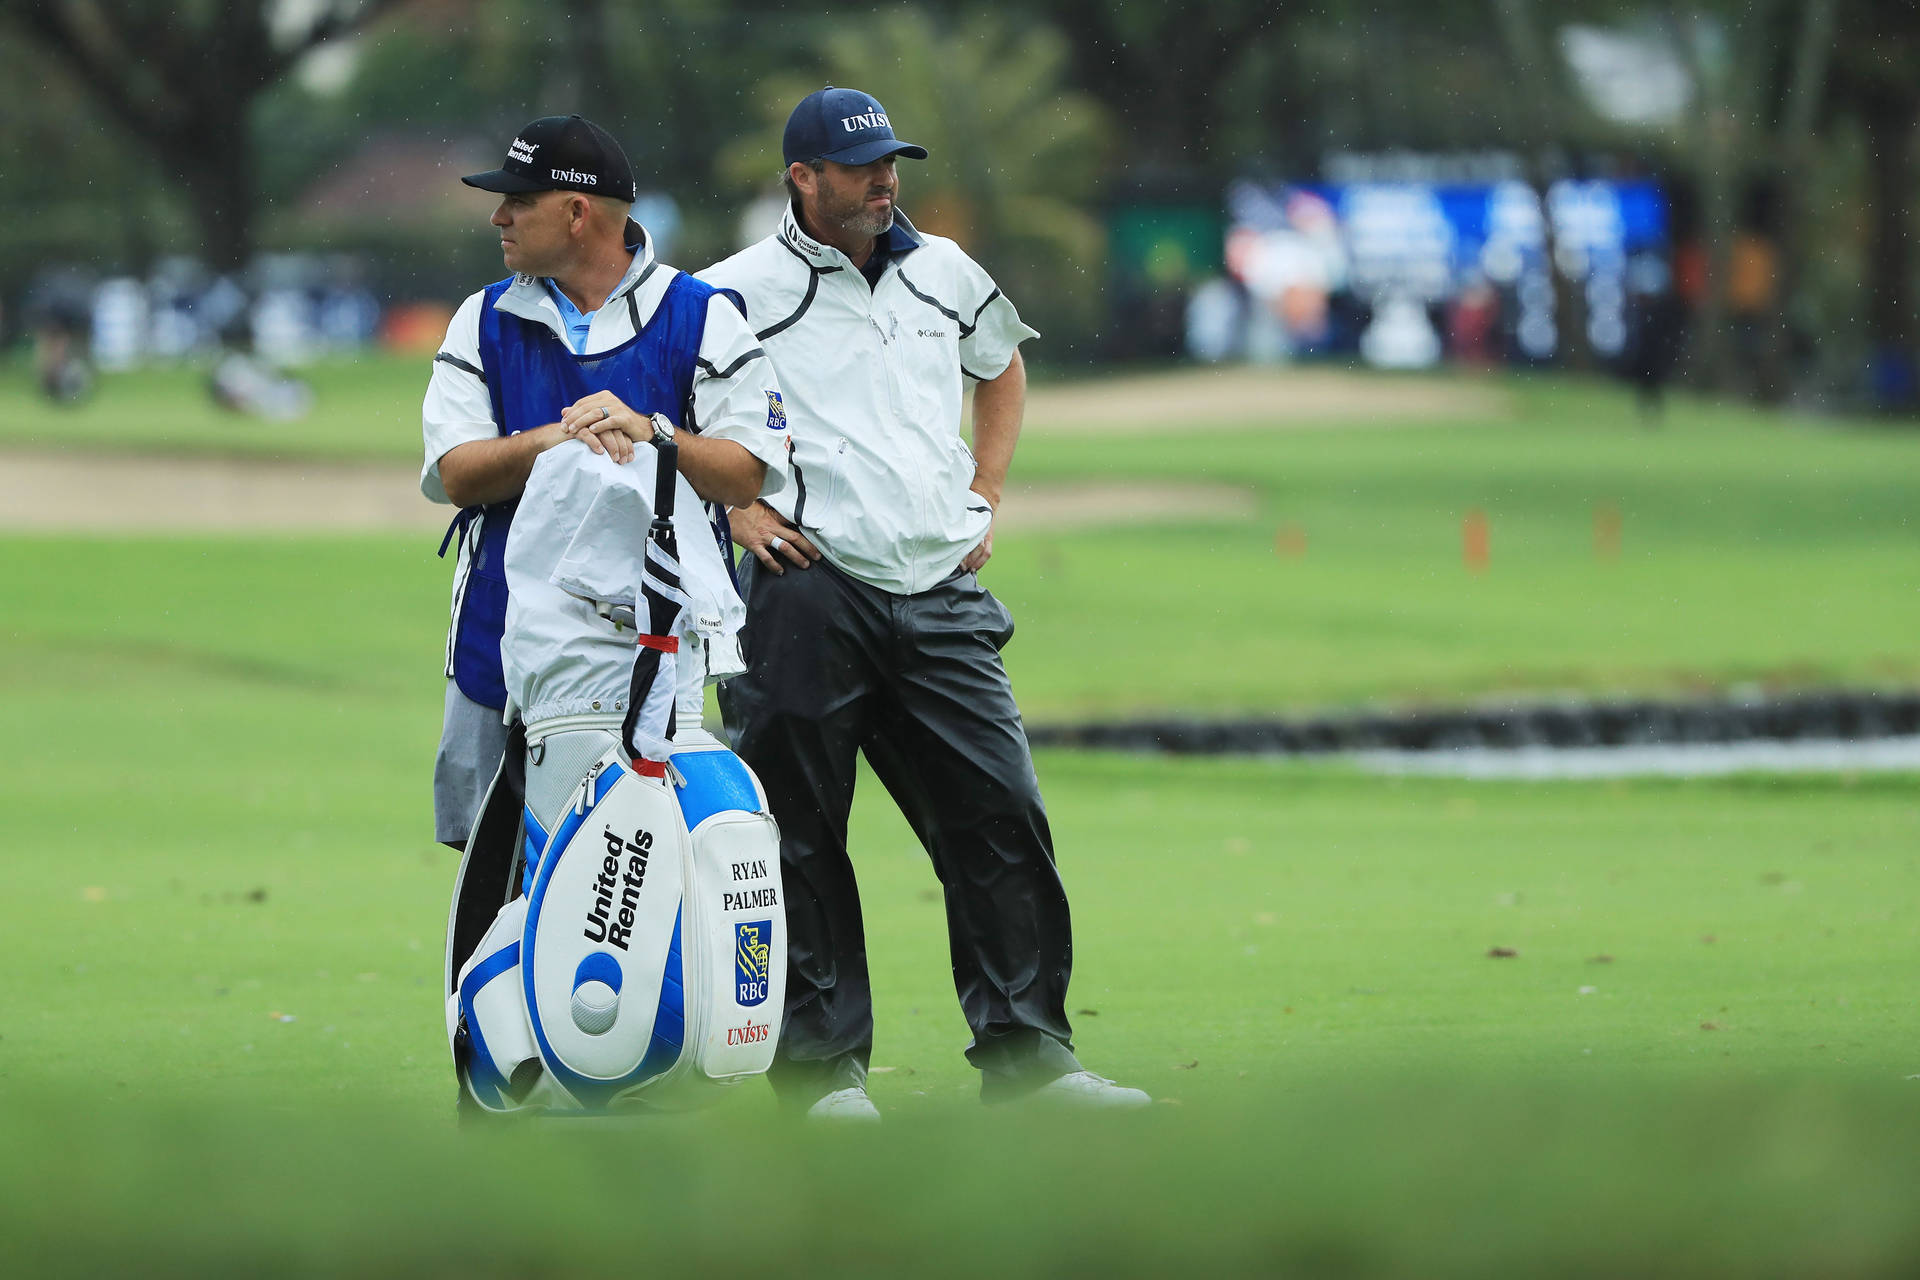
[829,193,894,240]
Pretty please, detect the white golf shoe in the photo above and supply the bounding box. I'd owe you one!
[806,1086,881,1123]
[1029,1071,1152,1109]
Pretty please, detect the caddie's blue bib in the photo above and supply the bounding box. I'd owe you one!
[444,270,719,710]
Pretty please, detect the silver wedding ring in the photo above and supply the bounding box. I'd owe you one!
[600,405,610,420]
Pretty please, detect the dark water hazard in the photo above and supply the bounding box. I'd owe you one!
[1028,690,1920,777]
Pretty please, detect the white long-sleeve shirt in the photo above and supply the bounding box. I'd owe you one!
[422,221,790,697]
[421,221,790,506]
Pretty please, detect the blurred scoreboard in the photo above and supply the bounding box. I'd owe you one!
[1224,177,1667,362]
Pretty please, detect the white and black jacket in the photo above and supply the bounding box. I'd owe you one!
[701,205,1037,595]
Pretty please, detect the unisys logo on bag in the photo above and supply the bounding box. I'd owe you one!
[725,1019,770,1046]
[735,920,772,1006]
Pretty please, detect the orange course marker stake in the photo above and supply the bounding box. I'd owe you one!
[1594,502,1622,561]
[1462,508,1490,573]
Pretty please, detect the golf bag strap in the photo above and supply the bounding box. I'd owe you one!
[635,634,679,653]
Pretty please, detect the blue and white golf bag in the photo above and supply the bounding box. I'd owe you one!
[443,438,784,1115]
[445,728,785,1114]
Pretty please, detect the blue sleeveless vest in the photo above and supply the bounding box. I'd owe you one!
[444,270,717,710]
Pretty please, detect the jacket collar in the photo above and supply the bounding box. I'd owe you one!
[495,218,658,335]
[777,202,922,271]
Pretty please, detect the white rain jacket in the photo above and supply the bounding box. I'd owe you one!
[501,444,742,731]
[701,205,1037,594]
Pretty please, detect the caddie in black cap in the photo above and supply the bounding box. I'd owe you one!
[463,113,638,202]
[421,107,790,880]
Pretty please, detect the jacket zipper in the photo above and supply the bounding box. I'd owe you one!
[867,294,917,576]
[866,314,906,421]
[826,436,849,518]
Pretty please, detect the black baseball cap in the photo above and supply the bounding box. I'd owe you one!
[462,114,637,202]
[782,87,928,167]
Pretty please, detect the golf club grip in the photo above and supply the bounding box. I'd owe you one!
[652,438,679,523]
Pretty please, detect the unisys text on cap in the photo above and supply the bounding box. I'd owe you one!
[462,114,638,202]
[782,87,929,168]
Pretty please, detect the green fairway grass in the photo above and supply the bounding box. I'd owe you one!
[997,376,1920,712]
[4,532,1920,1274]
[8,354,1919,709]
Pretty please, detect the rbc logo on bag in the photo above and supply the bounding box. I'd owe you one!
[735,920,772,1006]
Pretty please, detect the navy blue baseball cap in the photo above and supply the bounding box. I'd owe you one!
[783,87,928,167]
[463,114,638,202]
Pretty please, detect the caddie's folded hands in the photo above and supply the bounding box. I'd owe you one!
[559,391,658,464]
[728,500,819,575]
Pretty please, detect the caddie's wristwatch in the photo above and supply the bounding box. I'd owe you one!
[649,413,676,444]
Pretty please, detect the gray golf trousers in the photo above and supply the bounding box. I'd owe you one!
[434,680,511,850]
[719,555,1080,1102]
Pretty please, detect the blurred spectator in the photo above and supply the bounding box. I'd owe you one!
[1726,229,1778,384]
[1359,293,1442,369]
[1447,279,1501,367]
[1221,187,1347,362]
[24,269,95,403]
[207,353,313,421]
[1185,276,1248,363]
[19,253,383,379]
[1868,345,1918,412]
[1624,255,1688,421]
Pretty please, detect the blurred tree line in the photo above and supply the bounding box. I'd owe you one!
[0,0,1914,403]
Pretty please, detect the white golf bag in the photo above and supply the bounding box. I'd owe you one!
[446,727,785,1114]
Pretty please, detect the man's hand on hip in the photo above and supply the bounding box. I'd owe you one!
[730,501,820,575]
[959,527,994,574]
[958,485,996,574]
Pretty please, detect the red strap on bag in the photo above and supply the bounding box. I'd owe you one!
[635,634,679,653]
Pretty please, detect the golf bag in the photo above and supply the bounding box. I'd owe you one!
[445,730,784,1114]
[442,438,785,1115]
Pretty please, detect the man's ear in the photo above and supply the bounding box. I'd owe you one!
[787,162,817,198]
[565,193,592,235]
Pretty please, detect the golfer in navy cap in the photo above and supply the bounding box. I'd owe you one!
[702,88,1150,1120]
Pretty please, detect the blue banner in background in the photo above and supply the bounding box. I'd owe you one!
[1218,177,1667,365]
